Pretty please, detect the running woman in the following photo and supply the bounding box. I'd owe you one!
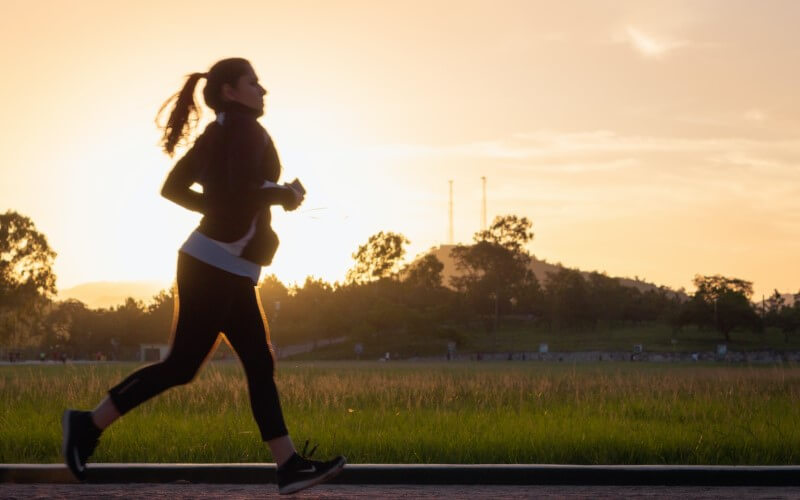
[62,57,346,495]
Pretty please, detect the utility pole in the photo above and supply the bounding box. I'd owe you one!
[714,297,718,332]
[481,176,487,231]
[448,180,454,244]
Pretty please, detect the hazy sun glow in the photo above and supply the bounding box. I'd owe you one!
[1,0,799,300]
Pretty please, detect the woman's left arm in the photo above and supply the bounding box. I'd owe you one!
[161,146,205,213]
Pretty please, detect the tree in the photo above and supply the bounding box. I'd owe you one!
[276,277,338,345]
[41,299,89,348]
[776,305,800,343]
[764,290,786,318]
[402,254,444,289]
[474,214,534,254]
[258,274,289,319]
[690,274,761,341]
[346,231,410,284]
[0,211,57,302]
[512,271,543,317]
[450,215,536,337]
[764,289,800,343]
[0,211,57,346]
[715,290,762,340]
[399,254,456,337]
[693,274,753,302]
[586,271,626,327]
[543,267,592,330]
[112,297,147,352]
[140,288,176,344]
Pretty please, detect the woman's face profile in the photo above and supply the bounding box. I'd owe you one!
[222,67,267,112]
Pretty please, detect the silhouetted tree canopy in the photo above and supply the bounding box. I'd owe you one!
[474,214,534,254]
[258,273,289,315]
[679,274,761,341]
[544,268,592,330]
[450,215,537,329]
[346,231,410,283]
[693,274,754,302]
[0,210,57,304]
[2,209,790,358]
[403,254,444,289]
[0,211,57,347]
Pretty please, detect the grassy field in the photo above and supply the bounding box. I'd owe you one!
[1,361,799,465]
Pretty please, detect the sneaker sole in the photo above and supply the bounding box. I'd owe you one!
[278,456,346,495]
[61,410,86,481]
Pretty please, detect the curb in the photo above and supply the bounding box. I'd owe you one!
[2,464,800,486]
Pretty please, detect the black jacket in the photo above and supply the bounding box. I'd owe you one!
[161,101,296,265]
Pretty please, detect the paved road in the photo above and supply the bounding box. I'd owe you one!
[1,484,799,499]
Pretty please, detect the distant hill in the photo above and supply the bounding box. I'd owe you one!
[58,281,170,309]
[427,244,686,298]
[774,293,798,307]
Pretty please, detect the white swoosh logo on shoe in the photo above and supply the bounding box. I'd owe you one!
[297,466,316,473]
[73,448,84,471]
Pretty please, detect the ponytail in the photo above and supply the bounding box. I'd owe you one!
[156,58,252,158]
[155,72,207,157]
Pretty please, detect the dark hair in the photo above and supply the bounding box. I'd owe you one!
[155,57,253,157]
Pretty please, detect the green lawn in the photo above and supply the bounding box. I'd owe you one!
[1,361,798,465]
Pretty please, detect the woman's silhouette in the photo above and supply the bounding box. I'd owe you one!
[62,57,345,495]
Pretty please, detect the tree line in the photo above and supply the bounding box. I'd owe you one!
[1,209,799,360]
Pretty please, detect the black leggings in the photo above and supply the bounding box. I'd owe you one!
[107,252,288,441]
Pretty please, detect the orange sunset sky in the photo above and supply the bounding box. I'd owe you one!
[1,0,798,299]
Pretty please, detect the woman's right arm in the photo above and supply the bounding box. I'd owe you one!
[161,146,205,213]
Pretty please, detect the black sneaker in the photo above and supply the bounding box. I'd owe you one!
[276,441,346,495]
[62,409,101,481]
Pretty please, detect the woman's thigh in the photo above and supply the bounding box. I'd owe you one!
[167,253,234,364]
[222,284,274,369]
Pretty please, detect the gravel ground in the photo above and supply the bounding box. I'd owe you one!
[1,484,799,499]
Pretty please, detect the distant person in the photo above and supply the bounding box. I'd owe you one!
[62,57,345,494]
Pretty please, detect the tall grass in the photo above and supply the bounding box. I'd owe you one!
[1,362,798,464]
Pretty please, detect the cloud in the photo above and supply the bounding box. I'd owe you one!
[619,26,689,58]
[364,130,800,165]
[675,109,782,132]
[361,130,800,217]
[508,158,639,174]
